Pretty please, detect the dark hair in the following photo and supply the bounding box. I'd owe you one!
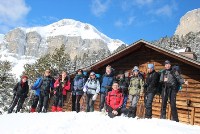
[77,69,83,74]
[112,81,119,85]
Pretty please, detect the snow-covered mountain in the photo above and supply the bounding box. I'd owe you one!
[23,19,124,52]
[0,19,125,78]
[0,19,124,59]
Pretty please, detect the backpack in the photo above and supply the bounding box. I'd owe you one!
[172,65,183,91]
[155,70,163,95]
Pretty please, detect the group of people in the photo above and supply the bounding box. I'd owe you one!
[8,60,186,122]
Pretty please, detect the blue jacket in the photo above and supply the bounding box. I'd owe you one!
[31,77,54,96]
[73,75,85,95]
[100,73,114,93]
[31,77,42,96]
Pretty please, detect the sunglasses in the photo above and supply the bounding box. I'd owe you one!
[90,75,95,76]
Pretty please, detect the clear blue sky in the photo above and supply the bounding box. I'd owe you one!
[0,0,200,44]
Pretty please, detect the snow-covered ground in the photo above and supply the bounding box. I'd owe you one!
[174,48,185,53]
[0,112,200,134]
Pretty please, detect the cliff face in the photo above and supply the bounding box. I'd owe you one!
[175,8,200,36]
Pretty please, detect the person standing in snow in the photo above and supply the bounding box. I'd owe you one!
[37,69,54,113]
[52,71,71,112]
[99,65,115,112]
[83,72,100,112]
[160,60,184,122]
[8,75,29,113]
[144,64,159,118]
[116,70,129,108]
[30,75,43,112]
[106,82,128,118]
[72,69,85,113]
[128,66,144,118]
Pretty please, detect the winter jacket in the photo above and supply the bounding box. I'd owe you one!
[117,78,129,95]
[83,78,100,95]
[100,73,114,93]
[73,75,85,95]
[145,70,160,93]
[40,76,54,95]
[31,77,43,96]
[13,81,29,98]
[128,76,144,95]
[106,89,123,110]
[160,68,184,90]
[54,78,71,95]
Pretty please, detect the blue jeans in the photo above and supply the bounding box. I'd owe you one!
[100,93,106,111]
[122,95,128,108]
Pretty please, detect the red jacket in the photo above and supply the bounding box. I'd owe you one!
[106,89,123,110]
[54,78,71,95]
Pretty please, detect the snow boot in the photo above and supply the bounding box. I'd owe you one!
[30,108,36,112]
[7,108,13,114]
[51,106,57,112]
[42,108,48,113]
[128,107,136,118]
[57,107,63,112]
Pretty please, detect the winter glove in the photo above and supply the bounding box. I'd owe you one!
[112,110,118,115]
[92,94,98,101]
[144,83,148,89]
[31,86,35,90]
[83,92,87,97]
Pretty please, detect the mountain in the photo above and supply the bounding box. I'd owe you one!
[0,19,125,59]
[153,9,200,61]
[175,8,200,36]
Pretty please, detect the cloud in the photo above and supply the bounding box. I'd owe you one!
[91,0,111,17]
[151,1,178,17]
[114,16,135,27]
[121,0,155,10]
[0,0,30,33]
[135,0,154,6]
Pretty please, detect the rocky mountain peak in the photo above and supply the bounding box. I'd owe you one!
[175,8,200,36]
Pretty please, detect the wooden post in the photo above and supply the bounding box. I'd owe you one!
[167,103,171,119]
[191,107,195,125]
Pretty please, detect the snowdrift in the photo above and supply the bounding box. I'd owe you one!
[0,112,200,134]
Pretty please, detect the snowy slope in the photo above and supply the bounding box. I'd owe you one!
[0,50,36,79]
[22,19,124,52]
[0,112,200,134]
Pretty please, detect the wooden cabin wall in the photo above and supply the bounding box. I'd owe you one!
[92,46,200,125]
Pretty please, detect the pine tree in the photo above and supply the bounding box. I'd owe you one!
[0,61,16,113]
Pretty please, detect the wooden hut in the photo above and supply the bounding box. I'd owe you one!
[63,39,200,125]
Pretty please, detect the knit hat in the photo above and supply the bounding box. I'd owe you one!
[132,66,139,72]
[164,60,171,65]
[21,75,28,79]
[90,72,95,76]
[147,64,154,69]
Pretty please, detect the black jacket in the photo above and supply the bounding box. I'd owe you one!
[160,68,184,89]
[117,78,129,95]
[145,70,159,93]
[13,81,29,98]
